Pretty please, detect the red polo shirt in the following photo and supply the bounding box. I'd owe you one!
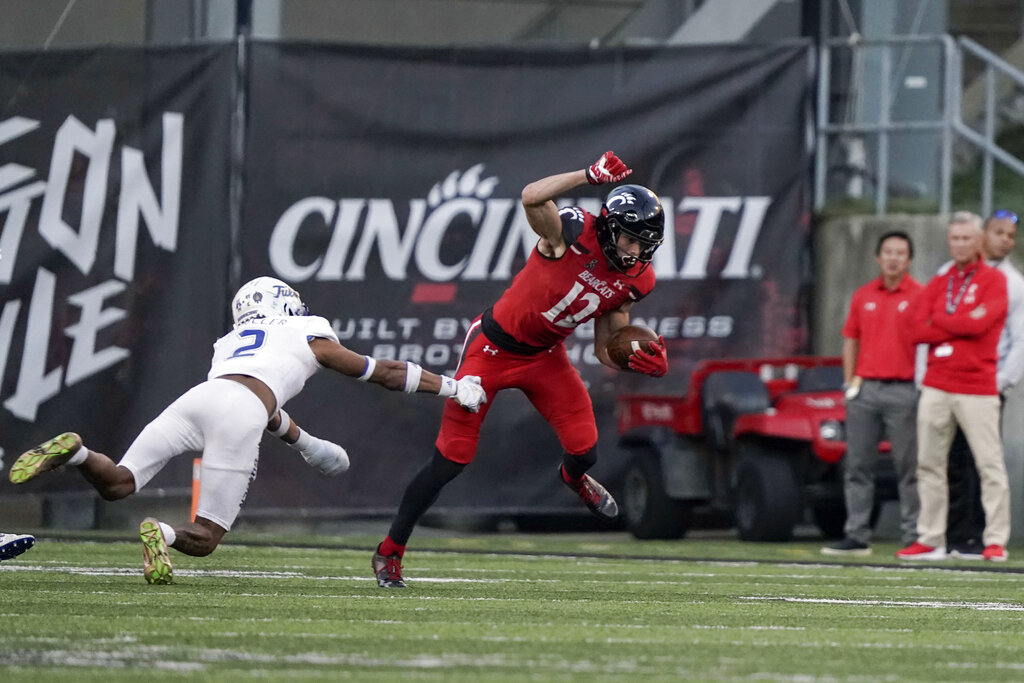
[842,273,923,380]
[910,259,1007,395]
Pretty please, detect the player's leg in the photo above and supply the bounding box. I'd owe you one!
[0,533,36,561]
[374,335,503,587]
[522,349,616,521]
[374,445,469,588]
[185,379,265,549]
[11,432,137,499]
[136,380,264,584]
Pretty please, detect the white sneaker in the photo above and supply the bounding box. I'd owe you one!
[0,533,36,561]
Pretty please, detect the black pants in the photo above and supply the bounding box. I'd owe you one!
[946,427,985,546]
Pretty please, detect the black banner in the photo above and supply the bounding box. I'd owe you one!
[2,41,811,516]
[0,46,235,491]
[241,42,813,512]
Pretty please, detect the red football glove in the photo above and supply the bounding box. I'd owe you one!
[628,336,668,377]
[586,151,633,185]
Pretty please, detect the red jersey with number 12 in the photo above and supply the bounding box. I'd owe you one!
[488,206,656,350]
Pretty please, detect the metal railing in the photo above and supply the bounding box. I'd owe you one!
[815,34,1024,217]
[955,36,1024,216]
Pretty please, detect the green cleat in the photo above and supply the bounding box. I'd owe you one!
[9,433,83,484]
[140,518,173,585]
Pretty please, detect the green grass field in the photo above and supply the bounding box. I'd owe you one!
[2,530,1024,681]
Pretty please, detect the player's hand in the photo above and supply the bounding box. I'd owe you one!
[301,439,350,476]
[586,151,632,185]
[628,336,668,377]
[452,375,487,413]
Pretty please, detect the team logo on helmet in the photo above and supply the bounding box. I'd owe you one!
[232,276,309,325]
[596,184,665,276]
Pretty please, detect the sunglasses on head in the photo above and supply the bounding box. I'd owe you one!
[991,209,1019,223]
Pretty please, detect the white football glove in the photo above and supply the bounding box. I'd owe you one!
[299,438,350,476]
[452,375,487,413]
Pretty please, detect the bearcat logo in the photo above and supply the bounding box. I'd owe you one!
[269,164,772,284]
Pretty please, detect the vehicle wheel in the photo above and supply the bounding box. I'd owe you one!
[734,443,801,542]
[813,500,887,537]
[811,502,846,540]
[622,450,693,539]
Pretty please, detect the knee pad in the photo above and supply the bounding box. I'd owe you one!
[558,421,598,456]
[435,433,479,465]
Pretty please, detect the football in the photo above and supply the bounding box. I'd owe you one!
[605,325,659,371]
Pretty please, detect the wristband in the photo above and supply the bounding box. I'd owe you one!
[357,356,376,381]
[438,375,457,398]
[293,428,314,452]
[404,362,423,393]
[270,409,291,437]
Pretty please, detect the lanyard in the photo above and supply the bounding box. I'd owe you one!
[946,270,975,314]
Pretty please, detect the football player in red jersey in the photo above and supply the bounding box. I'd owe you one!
[373,151,668,587]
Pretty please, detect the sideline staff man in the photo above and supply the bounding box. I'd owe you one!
[946,209,1024,558]
[897,211,1011,562]
[822,231,922,556]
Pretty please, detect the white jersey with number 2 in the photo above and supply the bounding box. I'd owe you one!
[208,315,340,410]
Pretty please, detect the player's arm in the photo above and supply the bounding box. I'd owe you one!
[308,338,487,412]
[266,410,349,476]
[594,302,668,377]
[593,304,632,370]
[522,151,632,259]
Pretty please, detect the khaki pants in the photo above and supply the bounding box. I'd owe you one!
[916,386,1011,547]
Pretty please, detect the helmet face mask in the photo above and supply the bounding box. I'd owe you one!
[232,277,309,325]
[597,184,665,274]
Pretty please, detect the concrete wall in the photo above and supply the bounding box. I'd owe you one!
[814,214,1024,540]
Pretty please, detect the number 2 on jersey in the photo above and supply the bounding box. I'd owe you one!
[230,329,266,358]
[542,282,601,328]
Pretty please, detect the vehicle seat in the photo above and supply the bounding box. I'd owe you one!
[796,365,844,392]
[701,371,771,453]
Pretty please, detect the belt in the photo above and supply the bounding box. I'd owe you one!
[863,378,912,384]
[480,308,550,356]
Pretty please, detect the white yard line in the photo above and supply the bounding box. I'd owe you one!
[740,595,1024,611]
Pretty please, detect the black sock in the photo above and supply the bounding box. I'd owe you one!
[561,447,597,482]
[387,448,465,546]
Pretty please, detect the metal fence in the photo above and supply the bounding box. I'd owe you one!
[815,34,1024,217]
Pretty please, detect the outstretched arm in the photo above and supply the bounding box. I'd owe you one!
[309,338,487,412]
[522,151,632,258]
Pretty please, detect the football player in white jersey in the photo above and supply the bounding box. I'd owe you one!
[9,276,486,584]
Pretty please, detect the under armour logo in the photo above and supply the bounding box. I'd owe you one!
[482,345,499,356]
[586,258,598,271]
[613,280,625,290]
